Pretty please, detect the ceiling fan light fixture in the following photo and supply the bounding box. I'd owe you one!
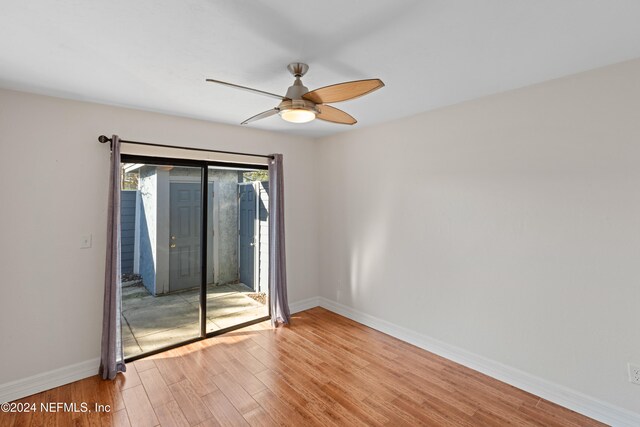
[280,108,316,123]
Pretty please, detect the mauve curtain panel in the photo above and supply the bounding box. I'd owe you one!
[269,154,291,325]
[99,135,126,380]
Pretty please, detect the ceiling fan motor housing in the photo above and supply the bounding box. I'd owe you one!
[281,72,317,115]
[278,98,318,114]
[284,77,310,100]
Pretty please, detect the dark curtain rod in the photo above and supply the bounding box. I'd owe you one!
[98,135,274,159]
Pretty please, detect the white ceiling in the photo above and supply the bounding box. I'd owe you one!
[2,1,640,138]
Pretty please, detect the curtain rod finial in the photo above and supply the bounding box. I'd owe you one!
[98,135,112,144]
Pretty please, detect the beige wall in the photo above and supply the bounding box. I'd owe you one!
[316,58,640,414]
[0,89,320,385]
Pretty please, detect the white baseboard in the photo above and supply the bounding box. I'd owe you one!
[289,296,321,314]
[315,297,640,427]
[0,358,100,404]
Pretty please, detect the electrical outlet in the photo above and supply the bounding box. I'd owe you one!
[629,363,640,385]
[80,234,92,249]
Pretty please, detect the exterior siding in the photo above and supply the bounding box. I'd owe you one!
[120,190,137,274]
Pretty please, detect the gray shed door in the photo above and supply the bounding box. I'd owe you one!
[169,183,202,292]
[257,182,269,293]
[239,184,257,291]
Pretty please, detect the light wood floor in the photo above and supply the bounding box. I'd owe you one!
[3,307,605,426]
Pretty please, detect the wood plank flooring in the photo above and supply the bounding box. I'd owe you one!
[2,307,606,426]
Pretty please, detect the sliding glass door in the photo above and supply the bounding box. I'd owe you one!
[119,157,269,359]
[205,166,269,333]
[119,162,202,358]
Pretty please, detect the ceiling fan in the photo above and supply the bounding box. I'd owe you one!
[206,63,384,125]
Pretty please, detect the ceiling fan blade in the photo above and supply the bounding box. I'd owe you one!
[316,105,357,125]
[206,79,287,101]
[303,78,384,104]
[241,108,279,125]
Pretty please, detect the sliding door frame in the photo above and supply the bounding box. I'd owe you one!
[121,154,270,363]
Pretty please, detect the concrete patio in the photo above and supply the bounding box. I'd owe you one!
[121,282,267,357]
